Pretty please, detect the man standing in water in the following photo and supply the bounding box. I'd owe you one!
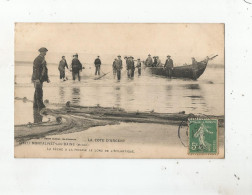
[127,56,135,78]
[164,55,173,78]
[112,58,117,78]
[31,47,50,109]
[145,54,153,67]
[71,53,83,81]
[115,55,123,80]
[136,58,142,76]
[94,55,101,76]
[58,56,68,81]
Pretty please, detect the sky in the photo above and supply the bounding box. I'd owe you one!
[15,23,224,65]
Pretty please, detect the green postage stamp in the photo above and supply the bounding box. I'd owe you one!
[188,119,218,155]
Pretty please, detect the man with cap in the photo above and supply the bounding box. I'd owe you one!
[164,55,174,78]
[115,55,123,80]
[145,54,153,67]
[136,58,142,76]
[58,56,68,81]
[94,56,101,76]
[31,47,50,110]
[71,53,83,81]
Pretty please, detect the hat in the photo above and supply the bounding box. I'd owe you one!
[148,54,151,56]
[38,47,48,52]
[167,55,171,57]
[62,56,65,58]
[117,55,121,57]
[137,58,140,60]
[97,56,100,57]
[73,53,78,57]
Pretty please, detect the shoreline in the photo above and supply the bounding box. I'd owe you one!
[15,98,224,144]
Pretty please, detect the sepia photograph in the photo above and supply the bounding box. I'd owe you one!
[14,23,224,158]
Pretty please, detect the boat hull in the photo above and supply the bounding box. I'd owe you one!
[147,61,208,80]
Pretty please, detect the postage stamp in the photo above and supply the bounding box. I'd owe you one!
[188,119,218,155]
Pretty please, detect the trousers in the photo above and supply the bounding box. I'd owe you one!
[33,82,45,109]
[95,65,100,75]
[72,71,80,81]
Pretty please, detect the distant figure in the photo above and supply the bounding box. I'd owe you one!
[58,56,68,81]
[156,56,162,67]
[124,56,129,77]
[152,56,157,67]
[127,56,135,78]
[112,58,117,78]
[192,57,197,65]
[94,56,101,75]
[136,58,142,76]
[31,47,50,109]
[115,55,123,80]
[164,55,173,78]
[145,54,153,67]
[71,53,83,81]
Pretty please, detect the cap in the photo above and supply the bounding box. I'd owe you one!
[62,56,65,58]
[117,55,121,57]
[148,54,151,56]
[137,58,140,60]
[38,47,48,52]
[167,55,171,57]
[73,53,78,57]
[97,56,100,57]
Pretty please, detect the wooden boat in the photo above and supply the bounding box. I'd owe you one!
[146,55,218,80]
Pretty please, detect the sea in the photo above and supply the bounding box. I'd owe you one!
[14,58,224,125]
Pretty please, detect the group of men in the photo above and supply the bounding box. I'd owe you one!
[145,54,174,78]
[112,55,142,80]
[32,47,173,111]
[58,53,83,81]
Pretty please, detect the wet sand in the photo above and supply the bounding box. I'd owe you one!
[14,98,224,158]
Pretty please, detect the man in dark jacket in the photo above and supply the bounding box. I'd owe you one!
[31,47,50,109]
[112,58,117,78]
[58,56,68,81]
[71,54,83,81]
[145,54,153,67]
[164,55,173,78]
[94,56,101,75]
[127,56,135,78]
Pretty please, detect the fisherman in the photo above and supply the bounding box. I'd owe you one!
[127,56,135,78]
[164,55,173,78]
[136,58,142,76]
[115,55,123,80]
[31,47,50,109]
[156,56,162,67]
[112,58,117,77]
[130,56,135,77]
[145,54,153,67]
[58,56,68,81]
[191,57,198,79]
[152,56,157,67]
[94,56,101,76]
[124,56,129,77]
[71,53,83,81]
